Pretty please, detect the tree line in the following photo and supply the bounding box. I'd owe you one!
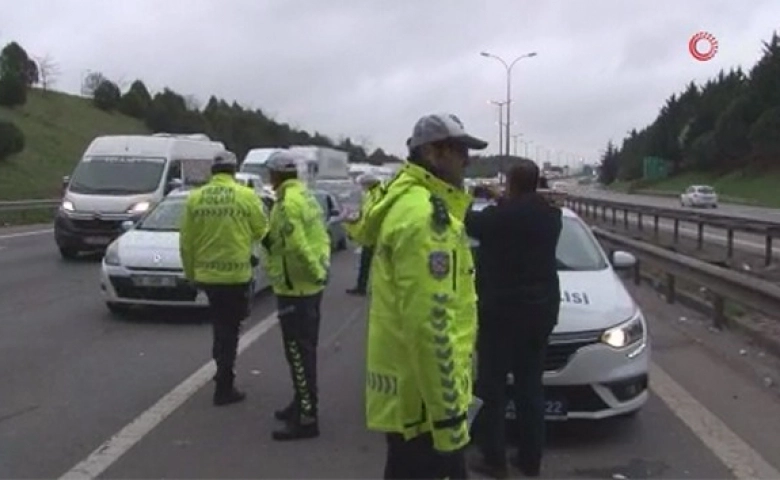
[0,40,404,165]
[599,32,780,185]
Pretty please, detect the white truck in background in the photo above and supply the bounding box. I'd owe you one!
[288,146,350,180]
[240,145,350,188]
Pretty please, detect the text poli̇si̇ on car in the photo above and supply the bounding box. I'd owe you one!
[100,189,272,315]
[469,196,650,422]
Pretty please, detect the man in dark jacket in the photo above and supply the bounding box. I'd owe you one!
[465,159,562,479]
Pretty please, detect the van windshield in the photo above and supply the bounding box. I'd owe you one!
[240,163,270,184]
[69,156,166,195]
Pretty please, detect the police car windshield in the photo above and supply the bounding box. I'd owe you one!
[68,156,166,194]
[136,198,185,232]
[556,217,609,271]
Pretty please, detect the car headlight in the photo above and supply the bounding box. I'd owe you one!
[602,311,646,349]
[104,241,121,266]
[61,200,75,212]
[127,201,151,214]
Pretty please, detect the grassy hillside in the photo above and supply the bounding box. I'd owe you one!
[609,170,780,208]
[0,89,149,201]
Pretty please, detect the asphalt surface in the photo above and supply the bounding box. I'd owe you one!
[2,227,780,479]
[576,189,780,223]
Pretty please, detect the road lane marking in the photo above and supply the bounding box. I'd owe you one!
[0,228,53,240]
[650,363,780,480]
[59,311,280,480]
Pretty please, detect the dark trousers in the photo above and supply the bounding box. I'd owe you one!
[474,299,558,470]
[384,433,468,479]
[277,292,323,419]
[354,246,373,291]
[203,283,251,387]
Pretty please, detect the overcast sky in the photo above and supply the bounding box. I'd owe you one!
[3,0,779,164]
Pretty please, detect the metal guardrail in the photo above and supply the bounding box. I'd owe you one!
[594,227,780,329]
[0,199,60,212]
[567,195,780,266]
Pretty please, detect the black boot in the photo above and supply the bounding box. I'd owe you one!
[213,380,246,406]
[271,415,320,441]
[274,400,297,421]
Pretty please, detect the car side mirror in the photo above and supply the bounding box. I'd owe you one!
[612,250,636,270]
[121,220,135,232]
[61,175,71,197]
[166,178,183,194]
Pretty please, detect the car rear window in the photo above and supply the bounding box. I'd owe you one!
[696,186,715,194]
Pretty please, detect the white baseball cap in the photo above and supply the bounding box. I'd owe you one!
[212,150,238,166]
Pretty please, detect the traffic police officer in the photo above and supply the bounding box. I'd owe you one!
[261,150,330,441]
[353,113,487,479]
[179,150,269,406]
[345,173,383,296]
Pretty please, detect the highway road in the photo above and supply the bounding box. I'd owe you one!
[2,225,780,479]
[584,211,778,260]
[570,189,780,262]
[577,189,780,223]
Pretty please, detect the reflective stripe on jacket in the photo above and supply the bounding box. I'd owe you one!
[262,179,330,296]
[361,162,478,452]
[179,173,268,284]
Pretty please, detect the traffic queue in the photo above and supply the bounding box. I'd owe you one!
[61,112,649,479]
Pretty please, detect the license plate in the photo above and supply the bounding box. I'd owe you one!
[84,236,111,246]
[131,275,177,288]
[505,399,568,420]
[545,399,568,418]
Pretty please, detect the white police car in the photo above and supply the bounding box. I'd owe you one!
[470,197,650,420]
[100,190,272,315]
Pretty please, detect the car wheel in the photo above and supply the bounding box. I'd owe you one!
[59,246,79,260]
[106,302,130,316]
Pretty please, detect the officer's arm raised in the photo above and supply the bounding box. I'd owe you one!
[394,222,469,453]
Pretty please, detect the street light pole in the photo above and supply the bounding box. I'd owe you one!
[488,100,507,156]
[511,134,522,156]
[480,51,537,163]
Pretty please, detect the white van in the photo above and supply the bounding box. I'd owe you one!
[54,134,225,259]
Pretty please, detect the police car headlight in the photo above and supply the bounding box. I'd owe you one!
[602,311,645,349]
[104,241,121,266]
[127,201,151,214]
[61,200,75,212]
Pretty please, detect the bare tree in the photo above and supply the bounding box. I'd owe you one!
[35,54,61,92]
[81,71,107,97]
